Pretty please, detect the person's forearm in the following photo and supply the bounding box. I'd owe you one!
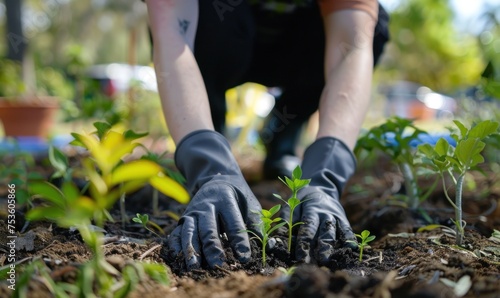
[146,0,214,144]
[317,10,376,150]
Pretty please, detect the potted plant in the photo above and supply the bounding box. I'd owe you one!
[0,58,74,139]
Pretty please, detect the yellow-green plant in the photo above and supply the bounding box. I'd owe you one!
[346,230,376,262]
[68,121,189,225]
[25,123,188,296]
[273,166,311,252]
[418,120,499,245]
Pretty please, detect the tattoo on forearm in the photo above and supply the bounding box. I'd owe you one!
[178,19,190,35]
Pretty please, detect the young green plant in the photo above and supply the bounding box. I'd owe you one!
[274,166,311,252]
[242,204,286,266]
[132,213,164,238]
[346,230,376,262]
[418,120,499,245]
[355,116,435,210]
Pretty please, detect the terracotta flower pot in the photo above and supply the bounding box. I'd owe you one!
[0,97,59,139]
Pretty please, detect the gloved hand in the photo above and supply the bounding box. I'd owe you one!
[167,130,262,270]
[284,137,357,265]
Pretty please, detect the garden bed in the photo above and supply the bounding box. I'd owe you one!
[1,149,499,298]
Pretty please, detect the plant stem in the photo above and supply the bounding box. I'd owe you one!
[400,162,419,209]
[359,246,363,262]
[455,174,465,245]
[262,236,267,266]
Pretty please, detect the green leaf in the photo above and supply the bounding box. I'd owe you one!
[268,204,281,217]
[453,120,468,138]
[29,181,66,208]
[26,206,65,222]
[141,263,170,286]
[61,182,80,203]
[468,120,499,139]
[288,197,301,208]
[360,230,370,239]
[284,176,294,190]
[69,133,86,148]
[93,122,112,140]
[455,138,485,168]
[261,209,271,218]
[292,166,302,180]
[434,138,450,156]
[123,129,149,140]
[366,235,376,242]
[48,146,69,173]
[294,179,311,190]
[267,221,287,235]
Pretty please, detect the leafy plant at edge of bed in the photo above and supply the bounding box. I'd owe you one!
[346,230,376,262]
[417,119,499,246]
[242,204,286,266]
[50,121,189,226]
[23,123,188,297]
[273,165,311,252]
[355,116,438,213]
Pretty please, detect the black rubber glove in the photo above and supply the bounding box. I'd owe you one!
[285,137,357,265]
[167,130,262,270]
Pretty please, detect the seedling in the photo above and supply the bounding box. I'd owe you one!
[355,117,434,210]
[242,204,286,266]
[132,213,164,238]
[274,166,311,252]
[418,120,499,245]
[70,121,189,226]
[347,230,376,262]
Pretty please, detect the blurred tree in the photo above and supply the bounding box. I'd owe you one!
[1,0,150,68]
[479,4,500,98]
[378,0,484,92]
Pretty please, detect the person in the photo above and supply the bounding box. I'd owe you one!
[144,0,389,269]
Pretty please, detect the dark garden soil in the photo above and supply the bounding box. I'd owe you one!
[1,152,500,298]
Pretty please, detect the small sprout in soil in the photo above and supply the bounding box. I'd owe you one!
[418,119,499,245]
[242,204,286,266]
[278,266,297,276]
[274,165,311,252]
[347,230,376,262]
[132,213,164,238]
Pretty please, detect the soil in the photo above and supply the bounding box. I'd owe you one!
[1,152,499,298]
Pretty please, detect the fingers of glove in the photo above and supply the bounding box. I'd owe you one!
[198,207,226,268]
[295,212,320,264]
[329,201,357,248]
[180,216,202,270]
[219,201,252,263]
[316,215,337,266]
[339,223,357,249]
[167,224,183,258]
